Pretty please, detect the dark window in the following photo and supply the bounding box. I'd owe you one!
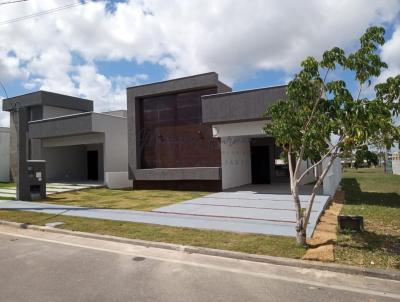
[139,87,221,168]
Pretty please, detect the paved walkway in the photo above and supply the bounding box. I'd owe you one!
[0,188,330,237]
[0,183,102,199]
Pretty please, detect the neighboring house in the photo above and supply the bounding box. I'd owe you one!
[2,91,130,188]
[2,72,341,193]
[0,127,10,182]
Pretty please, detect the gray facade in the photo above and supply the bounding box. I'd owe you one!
[3,91,93,181]
[126,72,291,191]
[28,112,127,183]
[3,72,291,193]
[202,85,287,124]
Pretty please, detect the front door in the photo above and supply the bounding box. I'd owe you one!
[251,145,271,184]
[87,150,98,181]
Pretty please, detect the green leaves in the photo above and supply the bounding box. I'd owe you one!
[375,75,400,115]
[321,47,346,70]
[264,26,399,164]
[346,26,388,84]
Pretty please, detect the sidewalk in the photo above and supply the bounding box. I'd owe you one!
[0,200,310,236]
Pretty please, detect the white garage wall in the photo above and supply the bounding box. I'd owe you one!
[322,157,342,196]
[392,153,400,175]
[298,159,317,185]
[92,113,128,173]
[0,127,10,182]
[221,136,252,189]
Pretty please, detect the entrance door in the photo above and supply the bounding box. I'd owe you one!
[251,145,271,184]
[87,150,99,181]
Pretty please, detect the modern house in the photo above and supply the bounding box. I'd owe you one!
[2,72,341,194]
[2,91,130,188]
[0,127,10,182]
[127,72,322,192]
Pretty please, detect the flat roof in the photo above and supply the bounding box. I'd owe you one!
[127,72,230,90]
[202,84,287,99]
[2,90,93,112]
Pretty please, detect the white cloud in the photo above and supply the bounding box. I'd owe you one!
[0,0,399,127]
[380,24,400,81]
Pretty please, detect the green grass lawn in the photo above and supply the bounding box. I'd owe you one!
[43,188,209,211]
[334,168,400,270]
[0,182,15,189]
[0,183,15,200]
[0,209,305,259]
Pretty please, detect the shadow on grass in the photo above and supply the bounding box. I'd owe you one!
[341,178,400,208]
[338,230,400,256]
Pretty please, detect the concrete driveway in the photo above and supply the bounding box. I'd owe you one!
[154,184,330,237]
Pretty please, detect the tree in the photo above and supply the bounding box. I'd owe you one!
[264,26,400,246]
[354,146,379,168]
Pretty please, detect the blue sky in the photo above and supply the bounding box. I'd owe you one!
[0,0,399,129]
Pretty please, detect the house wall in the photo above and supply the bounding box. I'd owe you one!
[43,143,103,182]
[202,85,286,124]
[322,157,342,196]
[212,120,266,137]
[29,113,127,186]
[44,145,87,181]
[139,87,220,169]
[4,91,93,182]
[221,136,252,189]
[213,121,321,188]
[391,153,400,175]
[92,113,128,173]
[298,160,317,186]
[42,105,84,119]
[102,110,127,117]
[127,73,231,189]
[0,127,10,182]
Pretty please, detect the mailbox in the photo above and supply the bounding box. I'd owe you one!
[26,160,46,201]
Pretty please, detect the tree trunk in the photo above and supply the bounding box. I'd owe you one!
[296,224,307,246]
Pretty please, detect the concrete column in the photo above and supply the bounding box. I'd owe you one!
[16,108,30,201]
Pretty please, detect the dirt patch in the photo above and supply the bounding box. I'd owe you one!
[303,190,344,262]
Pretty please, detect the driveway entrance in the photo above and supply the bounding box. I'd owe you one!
[154,184,329,237]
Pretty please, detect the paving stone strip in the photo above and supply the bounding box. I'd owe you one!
[302,190,345,262]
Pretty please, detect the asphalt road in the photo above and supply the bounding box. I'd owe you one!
[0,225,399,302]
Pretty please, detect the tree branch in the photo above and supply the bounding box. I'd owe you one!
[302,154,338,229]
[296,137,343,184]
[294,69,330,177]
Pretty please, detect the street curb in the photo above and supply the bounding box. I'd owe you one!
[0,219,399,281]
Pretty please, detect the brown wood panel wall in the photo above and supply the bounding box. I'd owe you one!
[139,87,221,169]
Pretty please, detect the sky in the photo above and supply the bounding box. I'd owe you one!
[0,0,399,131]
